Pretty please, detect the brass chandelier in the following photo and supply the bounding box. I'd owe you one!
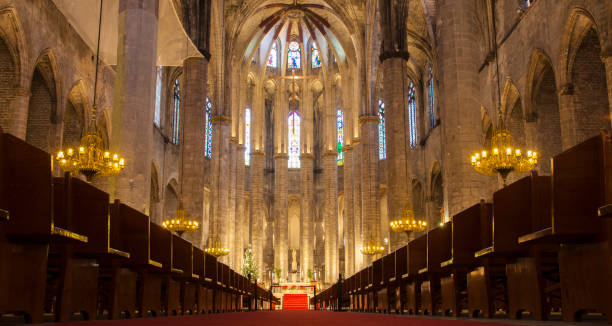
[359,231,385,256]
[56,0,124,181]
[470,3,537,185]
[204,235,230,257]
[390,204,427,236]
[161,198,199,235]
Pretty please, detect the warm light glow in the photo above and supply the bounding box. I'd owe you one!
[389,204,428,235]
[160,199,200,235]
[205,235,230,257]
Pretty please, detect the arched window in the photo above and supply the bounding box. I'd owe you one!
[288,41,301,69]
[378,100,386,160]
[204,97,213,158]
[171,78,181,145]
[408,82,418,148]
[154,66,162,127]
[288,111,301,168]
[337,109,344,165]
[267,42,278,68]
[312,43,321,69]
[427,65,436,128]
[244,107,251,166]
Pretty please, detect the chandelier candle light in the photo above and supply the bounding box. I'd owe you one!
[390,204,427,236]
[55,0,124,181]
[359,231,385,256]
[204,235,230,257]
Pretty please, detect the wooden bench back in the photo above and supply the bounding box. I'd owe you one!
[552,131,611,237]
[0,132,54,238]
[372,258,382,285]
[450,201,492,265]
[112,200,150,264]
[172,234,193,276]
[193,246,205,278]
[427,223,452,272]
[382,251,395,281]
[395,245,407,277]
[204,253,217,281]
[150,222,172,271]
[407,233,427,276]
[492,174,550,254]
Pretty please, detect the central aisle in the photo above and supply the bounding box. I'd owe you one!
[49,311,518,326]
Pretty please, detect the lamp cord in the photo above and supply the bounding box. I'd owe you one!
[92,0,103,120]
[492,0,502,117]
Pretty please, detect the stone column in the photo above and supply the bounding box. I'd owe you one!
[437,0,488,216]
[322,151,338,283]
[228,137,238,269]
[352,138,363,270]
[359,117,380,266]
[181,57,208,247]
[274,153,289,280]
[381,56,411,250]
[558,84,578,149]
[111,0,158,212]
[235,144,246,270]
[300,153,314,281]
[601,55,612,129]
[210,116,231,264]
[8,87,30,139]
[250,150,265,278]
[343,145,355,276]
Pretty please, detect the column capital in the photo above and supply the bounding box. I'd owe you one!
[322,151,338,158]
[251,150,265,157]
[352,137,361,145]
[300,153,315,160]
[343,144,354,152]
[211,115,232,124]
[359,115,380,125]
[273,153,289,160]
[379,51,410,62]
[559,83,574,95]
[230,137,239,144]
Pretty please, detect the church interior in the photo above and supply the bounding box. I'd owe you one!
[1,0,612,324]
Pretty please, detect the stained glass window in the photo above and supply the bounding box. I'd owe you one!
[154,66,162,127]
[171,78,181,145]
[337,109,344,165]
[428,65,435,128]
[378,100,386,160]
[244,108,251,166]
[267,42,277,68]
[408,82,418,148]
[288,111,301,168]
[288,41,301,69]
[312,44,321,69]
[205,97,213,158]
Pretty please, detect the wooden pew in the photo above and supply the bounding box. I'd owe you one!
[420,223,452,316]
[114,203,163,317]
[356,269,364,311]
[149,223,181,315]
[48,174,131,321]
[439,201,492,317]
[172,235,197,314]
[520,131,612,322]
[373,257,384,312]
[404,233,427,315]
[0,132,87,323]
[365,265,374,312]
[468,173,548,318]
[204,253,217,313]
[193,247,208,313]
[395,246,407,313]
[382,251,396,313]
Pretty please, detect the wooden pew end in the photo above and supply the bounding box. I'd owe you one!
[0,208,8,221]
[597,204,612,218]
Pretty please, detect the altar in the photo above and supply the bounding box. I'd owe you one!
[271,282,317,310]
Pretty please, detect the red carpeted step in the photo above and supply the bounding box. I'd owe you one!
[283,293,308,310]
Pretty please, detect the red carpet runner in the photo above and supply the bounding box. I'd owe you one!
[282,293,308,310]
[48,311,526,326]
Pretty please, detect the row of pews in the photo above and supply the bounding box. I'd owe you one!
[0,129,278,323]
[314,131,612,323]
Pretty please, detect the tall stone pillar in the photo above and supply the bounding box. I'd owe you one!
[274,154,289,280]
[437,0,488,216]
[210,116,231,264]
[181,57,208,247]
[235,144,246,270]
[601,55,612,128]
[359,117,380,266]
[558,84,578,149]
[111,0,158,212]
[8,87,30,139]
[228,138,238,269]
[352,138,363,270]
[322,151,338,283]
[250,150,265,278]
[381,56,411,250]
[343,145,355,276]
[300,153,314,281]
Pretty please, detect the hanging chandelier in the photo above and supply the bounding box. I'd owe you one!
[204,235,230,257]
[470,3,537,186]
[55,0,124,181]
[390,204,427,236]
[471,114,537,185]
[161,198,199,235]
[359,232,385,256]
